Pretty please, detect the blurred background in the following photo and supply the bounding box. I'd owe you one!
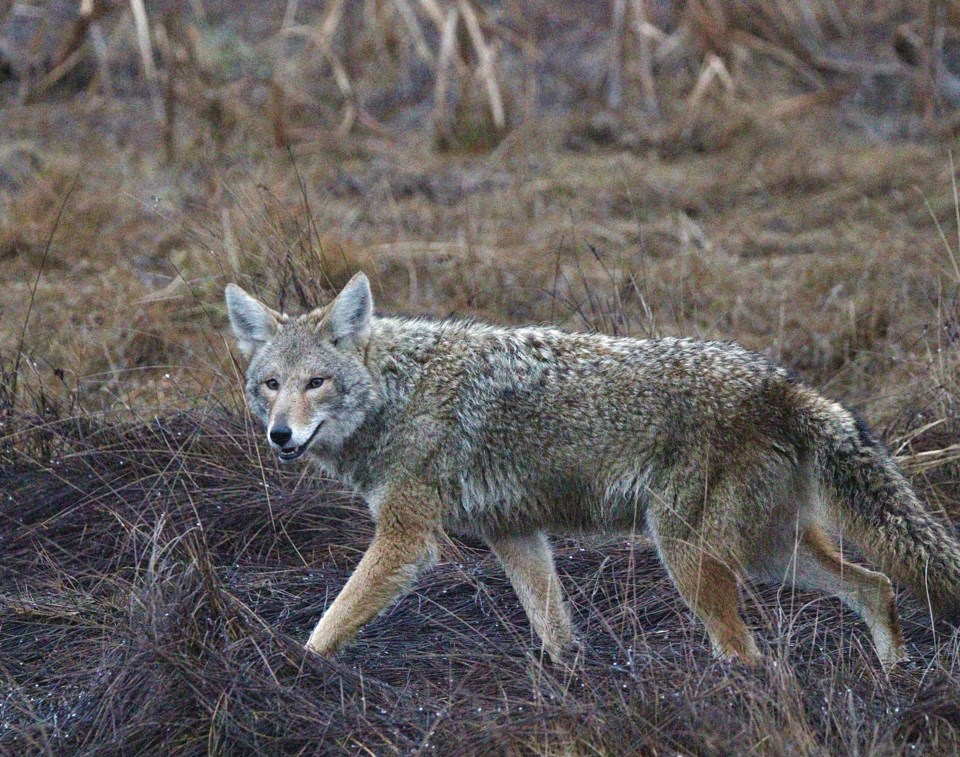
[6,4,960,753]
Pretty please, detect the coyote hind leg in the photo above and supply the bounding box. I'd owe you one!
[653,531,761,664]
[489,531,576,663]
[781,526,906,668]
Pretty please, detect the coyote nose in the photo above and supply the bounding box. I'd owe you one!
[269,425,293,446]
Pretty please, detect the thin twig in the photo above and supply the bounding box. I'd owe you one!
[392,0,433,61]
[13,175,79,404]
[433,7,461,140]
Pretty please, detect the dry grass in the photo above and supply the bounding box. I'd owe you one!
[3,1,960,754]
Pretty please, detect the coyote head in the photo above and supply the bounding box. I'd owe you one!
[224,273,379,462]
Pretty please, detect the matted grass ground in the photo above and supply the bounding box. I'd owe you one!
[3,408,960,754]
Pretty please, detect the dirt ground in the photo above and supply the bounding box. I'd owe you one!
[3,1,960,754]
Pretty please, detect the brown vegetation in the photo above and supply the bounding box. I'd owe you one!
[2,0,960,753]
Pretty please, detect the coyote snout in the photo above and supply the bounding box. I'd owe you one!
[268,425,293,446]
[269,419,324,461]
[225,273,960,668]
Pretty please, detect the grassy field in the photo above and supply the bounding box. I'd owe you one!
[3,1,960,753]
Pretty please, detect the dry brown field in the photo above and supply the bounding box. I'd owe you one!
[3,1,960,753]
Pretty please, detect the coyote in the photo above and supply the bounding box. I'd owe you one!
[225,273,960,667]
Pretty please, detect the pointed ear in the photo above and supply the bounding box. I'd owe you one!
[224,284,282,358]
[326,272,373,347]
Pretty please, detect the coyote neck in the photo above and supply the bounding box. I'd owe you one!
[367,316,439,381]
[326,317,447,490]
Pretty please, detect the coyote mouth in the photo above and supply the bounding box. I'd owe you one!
[276,422,323,462]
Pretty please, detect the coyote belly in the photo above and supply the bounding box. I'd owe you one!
[225,273,960,667]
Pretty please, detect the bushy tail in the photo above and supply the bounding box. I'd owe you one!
[809,399,960,623]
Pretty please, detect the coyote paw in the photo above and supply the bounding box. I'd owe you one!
[542,633,583,666]
[305,625,348,657]
[877,642,909,670]
[872,624,908,670]
[713,637,763,667]
[304,639,332,656]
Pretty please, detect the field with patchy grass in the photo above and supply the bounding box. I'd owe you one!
[3,0,960,754]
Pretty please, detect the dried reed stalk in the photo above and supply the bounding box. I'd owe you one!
[687,52,734,108]
[921,0,947,128]
[283,2,391,137]
[393,0,433,61]
[87,4,113,98]
[629,0,660,114]
[432,6,462,138]
[23,0,116,103]
[160,16,176,162]
[270,0,302,147]
[416,0,445,30]
[364,0,389,60]
[733,29,824,89]
[608,0,627,110]
[270,79,288,148]
[129,0,163,119]
[898,443,960,473]
[762,84,851,120]
[458,0,505,129]
[522,34,538,123]
[51,0,102,70]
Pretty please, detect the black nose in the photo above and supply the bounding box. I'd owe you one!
[269,425,293,446]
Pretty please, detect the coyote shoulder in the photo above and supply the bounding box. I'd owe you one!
[225,273,960,667]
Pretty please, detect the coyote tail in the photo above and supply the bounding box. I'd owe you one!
[810,402,960,623]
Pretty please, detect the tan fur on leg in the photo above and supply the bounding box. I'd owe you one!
[490,531,576,663]
[663,548,761,665]
[796,527,906,668]
[306,483,440,655]
[306,528,437,654]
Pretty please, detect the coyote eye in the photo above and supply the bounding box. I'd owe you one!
[307,377,325,390]
[264,378,279,391]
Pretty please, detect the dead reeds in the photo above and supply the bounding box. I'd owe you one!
[14,0,960,153]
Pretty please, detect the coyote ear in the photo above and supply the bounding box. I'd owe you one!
[326,272,373,347]
[224,284,282,358]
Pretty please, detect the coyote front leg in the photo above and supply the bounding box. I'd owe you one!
[306,486,439,655]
